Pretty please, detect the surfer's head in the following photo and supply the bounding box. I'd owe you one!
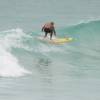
[51,22,54,25]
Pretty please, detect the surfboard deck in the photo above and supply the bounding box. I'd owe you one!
[37,36,73,44]
[50,37,73,44]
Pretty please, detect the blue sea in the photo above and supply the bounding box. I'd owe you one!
[0,0,100,100]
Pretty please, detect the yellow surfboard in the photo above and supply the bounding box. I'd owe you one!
[37,36,73,44]
[50,37,73,44]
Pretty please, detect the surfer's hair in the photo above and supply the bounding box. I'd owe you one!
[51,22,54,25]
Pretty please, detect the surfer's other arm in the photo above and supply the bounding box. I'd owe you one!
[53,27,56,36]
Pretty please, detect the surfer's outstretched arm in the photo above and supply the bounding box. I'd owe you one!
[42,26,44,32]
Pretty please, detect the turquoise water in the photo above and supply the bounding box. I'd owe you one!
[0,0,100,100]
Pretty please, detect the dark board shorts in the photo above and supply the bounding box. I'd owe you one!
[44,28,53,33]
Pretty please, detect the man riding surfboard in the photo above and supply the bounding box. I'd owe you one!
[42,22,56,40]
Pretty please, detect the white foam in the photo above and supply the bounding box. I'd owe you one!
[0,28,31,53]
[0,28,32,50]
[0,28,31,77]
[0,46,31,77]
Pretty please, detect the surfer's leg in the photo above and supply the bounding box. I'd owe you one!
[44,28,49,38]
[44,32,48,38]
[50,33,53,40]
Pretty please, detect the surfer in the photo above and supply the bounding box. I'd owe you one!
[42,22,56,40]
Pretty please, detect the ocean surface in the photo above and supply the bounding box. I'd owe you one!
[0,0,100,100]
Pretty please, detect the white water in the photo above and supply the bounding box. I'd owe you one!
[0,29,31,77]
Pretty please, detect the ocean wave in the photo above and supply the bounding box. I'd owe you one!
[68,17,100,28]
[0,20,100,78]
